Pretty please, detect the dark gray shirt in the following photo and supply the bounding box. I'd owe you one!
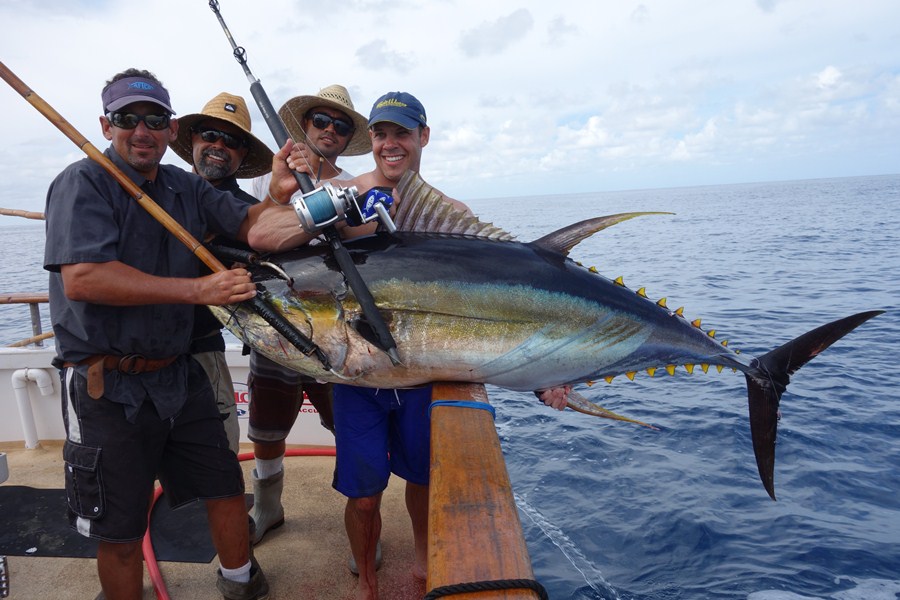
[44,146,250,419]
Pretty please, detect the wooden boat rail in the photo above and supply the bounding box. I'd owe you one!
[0,293,50,348]
[428,382,543,599]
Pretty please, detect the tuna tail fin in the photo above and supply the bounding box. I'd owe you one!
[747,310,883,500]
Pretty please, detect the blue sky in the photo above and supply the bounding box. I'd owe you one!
[1,0,898,211]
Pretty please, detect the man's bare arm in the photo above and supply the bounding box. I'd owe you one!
[61,261,257,306]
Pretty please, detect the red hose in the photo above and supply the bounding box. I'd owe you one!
[143,447,336,599]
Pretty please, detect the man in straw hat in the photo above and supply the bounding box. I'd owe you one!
[43,67,308,600]
[244,84,372,547]
[170,92,273,454]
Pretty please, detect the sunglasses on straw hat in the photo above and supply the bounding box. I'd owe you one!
[191,125,248,150]
[306,111,354,137]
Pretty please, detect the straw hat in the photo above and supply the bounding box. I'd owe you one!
[170,92,273,178]
[277,85,371,156]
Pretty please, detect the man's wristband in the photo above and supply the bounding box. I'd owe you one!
[268,189,288,206]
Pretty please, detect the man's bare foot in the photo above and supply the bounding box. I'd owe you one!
[411,562,427,581]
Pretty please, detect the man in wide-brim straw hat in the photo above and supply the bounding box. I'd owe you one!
[245,84,372,551]
[274,85,371,183]
[251,84,369,199]
[170,91,274,458]
[279,84,371,157]
[170,91,273,180]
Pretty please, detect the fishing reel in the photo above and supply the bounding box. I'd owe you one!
[291,184,397,235]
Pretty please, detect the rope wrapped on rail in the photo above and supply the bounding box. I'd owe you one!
[424,578,549,600]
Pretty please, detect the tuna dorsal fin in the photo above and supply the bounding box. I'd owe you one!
[394,170,516,241]
[531,212,672,256]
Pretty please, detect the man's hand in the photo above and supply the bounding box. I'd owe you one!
[198,267,257,305]
[287,143,322,179]
[535,385,572,411]
[268,139,302,204]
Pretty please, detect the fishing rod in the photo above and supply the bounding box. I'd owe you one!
[209,0,401,366]
[0,60,331,369]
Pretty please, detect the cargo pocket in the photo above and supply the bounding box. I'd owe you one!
[63,441,104,520]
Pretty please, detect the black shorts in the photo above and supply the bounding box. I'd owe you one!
[60,359,244,542]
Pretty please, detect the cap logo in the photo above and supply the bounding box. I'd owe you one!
[376,98,408,109]
[128,81,154,91]
[224,103,237,113]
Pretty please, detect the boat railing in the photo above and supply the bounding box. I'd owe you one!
[428,382,543,599]
[0,293,51,348]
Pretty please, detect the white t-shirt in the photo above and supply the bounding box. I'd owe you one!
[250,168,355,202]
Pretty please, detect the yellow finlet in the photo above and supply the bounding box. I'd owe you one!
[614,276,625,286]
[675,307,685,316]
[692,319,702,328]
[637,287,648,298]
[665,364,676,376]
[716,365,724,373]
[657,297,668,308]
[626,371,637,380]
[707,329,716,338]
[604,375,615,384]
[684,364,695,374]
[588,265,598,273]
[647,367,657,377]
[701,363,710,373]
[721,340,729,347]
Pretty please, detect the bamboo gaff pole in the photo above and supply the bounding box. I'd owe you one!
[0,60,330,367]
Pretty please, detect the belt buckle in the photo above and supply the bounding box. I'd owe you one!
[118,354,146,375]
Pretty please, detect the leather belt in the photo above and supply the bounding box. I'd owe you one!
[63,354,179,399]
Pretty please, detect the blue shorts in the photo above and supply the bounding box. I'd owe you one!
[332,384,432,498]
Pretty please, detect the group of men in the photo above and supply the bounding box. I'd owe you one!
[44,67,569,600]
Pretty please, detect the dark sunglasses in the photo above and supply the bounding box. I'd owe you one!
[192,126,248,150]
[307,112,353,137]
[106,111,171,131]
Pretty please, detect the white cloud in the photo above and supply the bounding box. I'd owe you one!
[459,9,535,57]
[0,0,898,210]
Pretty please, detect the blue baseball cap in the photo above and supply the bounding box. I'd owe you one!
[102,76,175,114]
[368,92,426,129]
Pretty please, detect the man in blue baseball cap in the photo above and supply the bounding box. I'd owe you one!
[368,91,427,128]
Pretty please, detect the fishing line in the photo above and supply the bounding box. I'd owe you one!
[513,491,619,599]
[209,0,401,366]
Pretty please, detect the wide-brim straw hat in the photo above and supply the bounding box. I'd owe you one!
[170,92,273,178]
[277,85,371,157]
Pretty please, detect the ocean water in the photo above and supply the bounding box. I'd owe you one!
[2,174,899,599]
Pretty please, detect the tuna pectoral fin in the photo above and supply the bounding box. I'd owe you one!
[747,310,884,501]
[567,390,659,430]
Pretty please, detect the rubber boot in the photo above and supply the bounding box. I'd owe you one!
[216,557,269,600]
[248,468,285,546]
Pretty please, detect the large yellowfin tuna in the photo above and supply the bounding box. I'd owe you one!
[211,172,882,499]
